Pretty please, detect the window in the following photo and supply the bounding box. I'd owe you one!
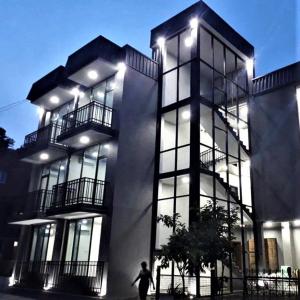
[0,170,7,184]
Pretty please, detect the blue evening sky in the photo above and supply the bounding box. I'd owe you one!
[0,0,299,147]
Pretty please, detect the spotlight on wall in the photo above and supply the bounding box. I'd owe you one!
[246,58,254,75]
[157,37,165,48]
[181,110,191,120]
[190,17,199,29]
[264,221,273,227]
[181,176,190,184]
[40,153,49,161]
[87,70,98,80]
[296,87,300,102]
[13,241,18,247]
[185,36,193,47]
[50,95,60,104]
[79,136,90,145]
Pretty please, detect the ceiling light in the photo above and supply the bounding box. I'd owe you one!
[81,219,88,224]
[50,95,60,104]
[87,70,98,80]
[59,165,65,170]
[70,87,84,97]
[181,176,190,184]
[181,110,191,120]
[185,36,193,47]
[157,37,165,48]
[40,153,49,160]
[246,58,254,75]
[79,136,90,144]
[190,17,199,29]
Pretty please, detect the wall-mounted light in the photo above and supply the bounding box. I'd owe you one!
[157,37,165,48]
[40,153,49,160]
[264,221,273,227]
[49,95,60,104]
[87,70,98,80]
[116,62,127,79]
[184,36,193,47]
[79,136,90,145]
[190,17,198,29]
[13,241,18,247]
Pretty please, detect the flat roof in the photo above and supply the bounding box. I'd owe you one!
[150,0,254,57]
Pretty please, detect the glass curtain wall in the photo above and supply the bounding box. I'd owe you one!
[153,21,254,294]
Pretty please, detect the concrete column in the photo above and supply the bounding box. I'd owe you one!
[281,222,293,266]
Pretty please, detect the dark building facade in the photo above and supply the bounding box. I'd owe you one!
[7,0,300,298]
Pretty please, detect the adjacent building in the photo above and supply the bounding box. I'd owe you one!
[7,0,300,298]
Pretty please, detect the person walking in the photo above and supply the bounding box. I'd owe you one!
[131,261,155,300]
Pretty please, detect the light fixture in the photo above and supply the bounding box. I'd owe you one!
[181,176,190,184]
[296,87,300,102]
[43,285,51,291]
[81,219,88,224]
[50,95,60,104]
[246,58,254,75]
[87,70,98,80]
[185,36,193,47]
[46,224,51,228]
[265,221,273,227]
[117,62,127,73]
[181,110,191,120]
[104,144,110,150]
[45,229,50,234]
[79,136,90,144]
[294,220,300,226]
[70,87,84,97]
[40,153,49,160]
[190,17,199,29]
[97,91,105,98]
[59,165,65,171]
[8,276,15,287]
[157,37,165,48]
[92,151,98,158]
[13,241,18,247]
[37,107,45,119]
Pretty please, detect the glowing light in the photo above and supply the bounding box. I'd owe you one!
[43,284,51,291]
[87,70,98,80]
[97,91,105,98]
[117,62,127,73]
[40,153,49,160]
[246,58,254,75]
[157,37,165,48]
[13,241,18,247]
[109,82,116,90]
[8,276,15,287]
[92,151,98,158]
[294,220,300,226]
[104,144,110,150]
[70,87,84,97]
[185,36,193,47]
[265,221,273,227]
[181,176,190,184]
[60,165,65,170]
[37,107,45,119]
[49,95,59,104]
[190,17,199,29]
[82,219,88,224]
[181,110,191,120]
[46,224,51,228]
[79,136,90,145]
[296,87,300,102]
[240,105,248,116]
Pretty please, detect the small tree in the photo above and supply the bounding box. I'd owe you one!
[0,127,14,150]
[157,201,239,297]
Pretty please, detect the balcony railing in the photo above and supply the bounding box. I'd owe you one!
[50,177,106,210]
[60,101,113,135]
[23,123,63,148]
[16,260,104,294]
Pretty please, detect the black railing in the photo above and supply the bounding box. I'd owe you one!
[50,177,105,209]
[16,260,104,294]
[200,149,226,169]
[24,123,62,147]
[61,101,113,135]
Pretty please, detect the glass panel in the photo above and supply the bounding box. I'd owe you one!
[65,223,75,261]
[68,153,82,181]
[179,30,191,64]
[160,110,176,151]
[58,159,68,184]
[160,150,175,173]
[164,36,178,72]
[200,104,213,147]
[78,90,91,108]
[77,219,93,261]
[200,173,214,198]
[200,62,213,102]
[81,146,98,179]
[158,177,174,199]
[179,63,191,100]
[177,146,190,170]
[97,158,107,181]
[213,39,224,74]
[93,82,106,104]
[200,27,213,66]
[162,70,177,107]
[176,175,189,196]
[30,228,38,261]
[46,224,56,261]
[178,106,190,147]
[176,196,189,226]
[89,217,102,261]
[225,49,236,81]
[237,57,247,89]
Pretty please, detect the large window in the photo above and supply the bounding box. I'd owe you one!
[30,224,56,262]
[65,217,102,262]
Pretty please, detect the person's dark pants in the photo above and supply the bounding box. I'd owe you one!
[139,282,149,300]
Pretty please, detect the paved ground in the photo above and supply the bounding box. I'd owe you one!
[0,294,35,300]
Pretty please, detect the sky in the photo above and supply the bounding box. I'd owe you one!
[0,0,299,147]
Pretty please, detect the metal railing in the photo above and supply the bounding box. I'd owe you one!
[200,149,226,169]
[61,101,113,135]
[50,177,106,209]
[16,260,104,294]
[23,123,62,147]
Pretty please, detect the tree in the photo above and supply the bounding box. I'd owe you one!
[157,201,239,297]
[0,127,14,150]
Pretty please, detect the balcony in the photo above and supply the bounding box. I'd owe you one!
[47,177,107,218]
[10,190,53,225]
[19,123,67,164]
[57,101,115,149]
[14,260,104,295]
